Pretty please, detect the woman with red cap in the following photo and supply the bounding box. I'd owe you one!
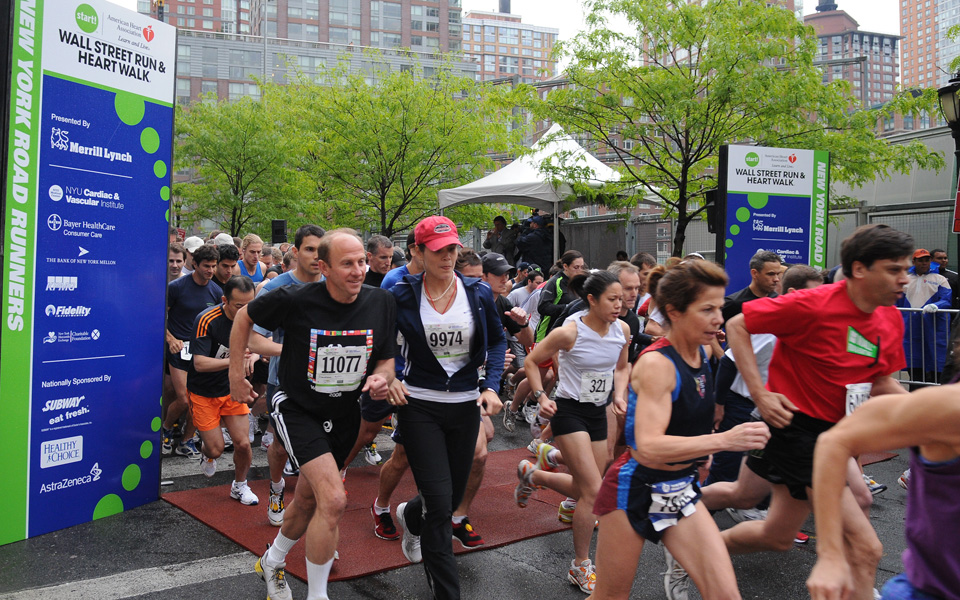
[387,216,507,600]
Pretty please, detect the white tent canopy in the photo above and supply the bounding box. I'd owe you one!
[438,124,621,263]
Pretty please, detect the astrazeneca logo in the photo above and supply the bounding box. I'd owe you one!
[47,276,78,292]
[38,462,102,493]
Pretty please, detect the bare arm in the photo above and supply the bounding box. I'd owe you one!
[727,313,796,428]
[247,331,283,357]
[630,352,770,466]
[193,354,231,373]
[611,322,631,416]
[870,374,906,397]
[523,324,576,418]
[229,306,258,404]
[808,386,960,599]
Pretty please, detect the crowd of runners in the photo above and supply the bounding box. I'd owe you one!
[161,218,959,600]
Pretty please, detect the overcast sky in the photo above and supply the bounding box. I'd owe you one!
[461,0,901,41]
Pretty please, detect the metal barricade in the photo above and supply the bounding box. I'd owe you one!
[894,307,960,388]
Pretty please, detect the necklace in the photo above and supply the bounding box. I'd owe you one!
[424,275,456,313]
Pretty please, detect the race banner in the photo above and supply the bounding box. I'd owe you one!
[1,0,175,544]
[722,145,829,292]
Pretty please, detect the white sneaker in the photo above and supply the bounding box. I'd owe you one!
[527,438,543,456]
[248,413,257,444]
[395,502,422,563]
[363,443,383,465]
[522,403,538,424]
[230,481,259,506]
[268,486,285,527]
[200,455,217,478]
[726,507,768,523]
[663,547,690,600]
[255,549,293,600]
[568,558,596,593]
[221,427,234,451]
[261,431,273,451]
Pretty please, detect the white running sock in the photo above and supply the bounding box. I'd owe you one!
[305,557,334,600]
[270,479,284,494]
[451,515,466,525]
[265,531,299,566]
[373,499,390,514]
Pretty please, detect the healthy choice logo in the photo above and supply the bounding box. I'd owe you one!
[75,4,99,33]
[744,152,760,168]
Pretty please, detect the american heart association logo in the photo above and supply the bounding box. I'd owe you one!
[143,26,154,42]
[788,154,797,164]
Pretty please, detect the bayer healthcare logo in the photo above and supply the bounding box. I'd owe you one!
[744,152,760,168]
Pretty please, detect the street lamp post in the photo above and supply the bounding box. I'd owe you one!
[262,0,270,85]
[937,72,960,274]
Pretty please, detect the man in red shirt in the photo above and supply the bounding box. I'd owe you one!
[717,224,911,600]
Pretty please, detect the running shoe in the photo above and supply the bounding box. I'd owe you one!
[261,431,273,452]
[898,468,910,490]
[395,502,422,563]
[663,547,690,600]
[372,504,399,540]
[794,531,809,545]
[221,427,234,452]
[536,442,559,472]
[230,481,259,506]
[255,545,293,600]
[268,487,285,527]
[725,507,768,523]
[283,459,299,477]
[161,427,175,456]
[558,498,577,524]
[568,558,596,593]
[862,473,887,495]
[527,438,543,456]
[175,439,201,459]
[515,460,537,508]
[451,517,484,548]
[502,407,519,432]
[200,455,217,478]
[363,443,383,466]
[522,403,539,425]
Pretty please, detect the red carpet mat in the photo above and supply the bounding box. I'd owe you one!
[163,447,569,582]
[861,451,898,466]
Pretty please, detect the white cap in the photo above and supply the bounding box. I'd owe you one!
[183,236,204,253]
[213,233,234,246]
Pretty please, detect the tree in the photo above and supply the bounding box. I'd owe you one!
[174,95,302,237]
[278,55,523,237]
[534,0,943,256]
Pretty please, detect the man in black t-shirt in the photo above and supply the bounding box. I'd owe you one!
[363,235,394,288]
[722,250,783,325]
[188,276,259,504]
[231,229,396,600]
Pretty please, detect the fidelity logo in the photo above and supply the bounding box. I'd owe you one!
[45,305,91,317]
[40,435,83,469]
[46,276,78,291]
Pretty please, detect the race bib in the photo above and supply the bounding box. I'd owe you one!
[579,371,613,404]
[845,382,872,416]
[180,341,192,360]
[425,322,470,361]
[648,474,698,532]
[214,344,230,360]
[310,345,368,394]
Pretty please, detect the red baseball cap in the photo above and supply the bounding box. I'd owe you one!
[913,249,931,259]
[415,216,462,251]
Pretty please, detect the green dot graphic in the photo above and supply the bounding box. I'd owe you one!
[140,440,153,459]
[154,160,167,178]
[140,128,160,154]
[726,239,734,248]
[93,494,124,520]
[736,207,750,222]
[748,195,769,210]
[160,186,170,201]
[152,416,162,431]
[122,464,141,491]
[165,209,170,222]
[730,224,740,236]
[115,93,145,126]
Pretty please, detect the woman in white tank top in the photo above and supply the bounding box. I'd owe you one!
[516,270,631,594]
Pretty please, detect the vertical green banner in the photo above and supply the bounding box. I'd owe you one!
[1,0,44,546]
[810,150,830,270]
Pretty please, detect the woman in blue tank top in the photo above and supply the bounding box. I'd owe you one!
[591,260,770,600]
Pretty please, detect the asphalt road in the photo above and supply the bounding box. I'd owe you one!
[0,413,911,599]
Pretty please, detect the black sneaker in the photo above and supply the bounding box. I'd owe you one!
[451,517,484,548]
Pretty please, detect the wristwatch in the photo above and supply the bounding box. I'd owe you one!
[533,390,545,401]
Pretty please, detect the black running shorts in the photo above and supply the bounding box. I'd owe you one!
[762,411,834,501]
[550,397,609,442]
[271,390,361,471]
